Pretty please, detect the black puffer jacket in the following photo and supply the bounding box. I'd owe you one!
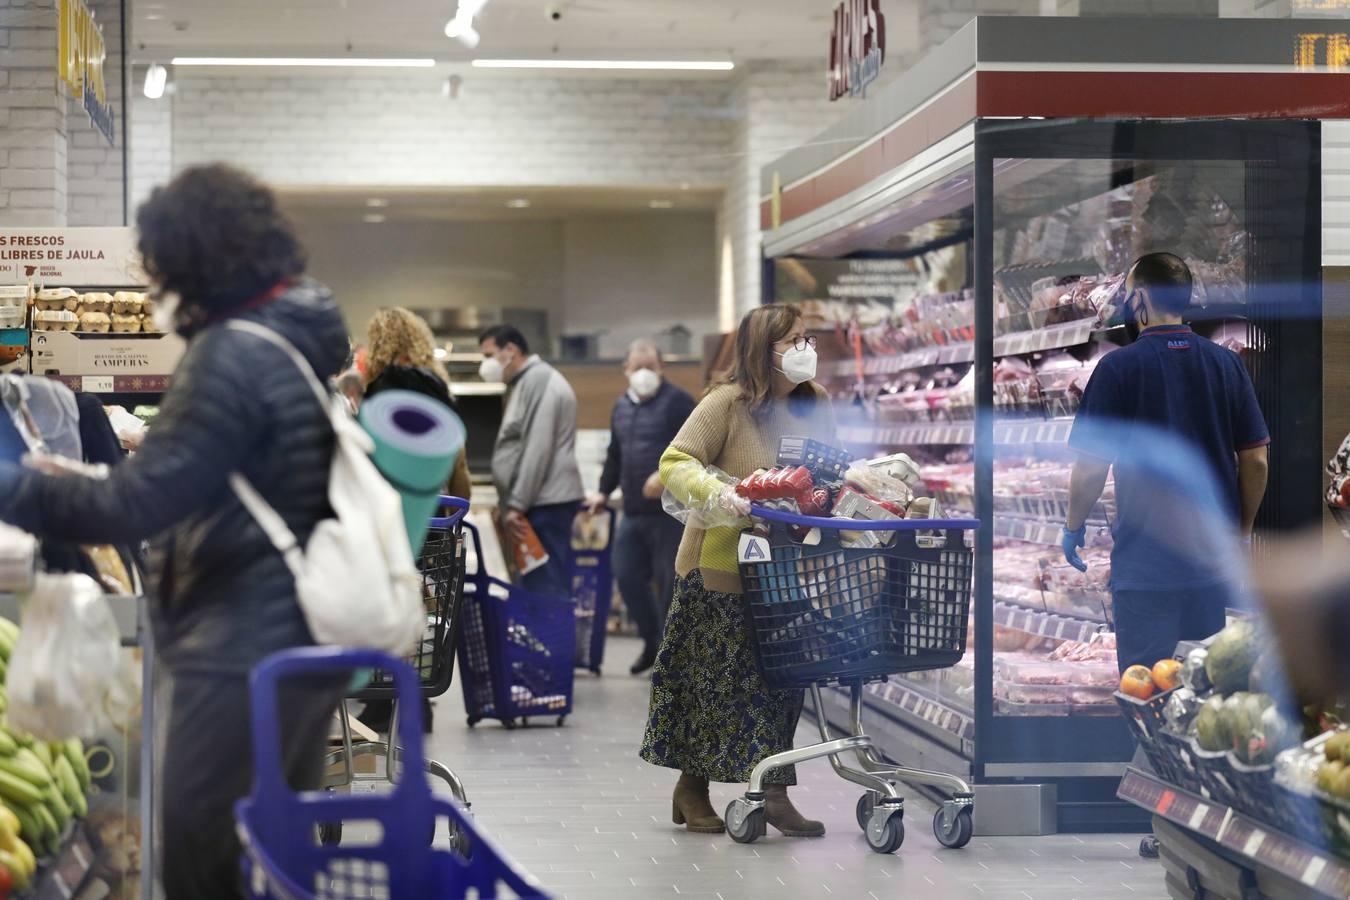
[0,280,349,674]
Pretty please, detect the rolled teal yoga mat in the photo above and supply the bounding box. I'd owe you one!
[359,390,464,555]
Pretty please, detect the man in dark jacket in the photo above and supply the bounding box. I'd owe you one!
[587,339,696,674]
[0,165,348,899]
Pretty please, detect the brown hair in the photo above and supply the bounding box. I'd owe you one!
[365,307,449,384]
[713,303,816,418]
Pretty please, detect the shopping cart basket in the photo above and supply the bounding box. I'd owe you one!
[323,497,471,847]
[723,505,979,855]
[237,647,548,899]
[458,520,575,728]
[571,505,616,674]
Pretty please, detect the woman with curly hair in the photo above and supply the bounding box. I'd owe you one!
[0,163,348,899]
[363,307,472,502]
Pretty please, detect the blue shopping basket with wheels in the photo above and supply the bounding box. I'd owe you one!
[457,521,575,729]
[722,505,979,856]
[236,647,548,899]
[571,505,615,675]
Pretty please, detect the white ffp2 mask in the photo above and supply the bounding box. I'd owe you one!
[776,345,817,384]
[628,368,660,399]
[478,356,505,383]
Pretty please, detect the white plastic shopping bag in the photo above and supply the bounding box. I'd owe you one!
[7,573,131,740]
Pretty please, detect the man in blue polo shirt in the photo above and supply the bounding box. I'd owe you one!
[1062,252,1270,677]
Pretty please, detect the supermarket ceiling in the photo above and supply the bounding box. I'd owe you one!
[277,185,724,224]
[132,0,915,63]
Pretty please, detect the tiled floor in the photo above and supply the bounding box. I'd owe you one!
[418,635,1166,900]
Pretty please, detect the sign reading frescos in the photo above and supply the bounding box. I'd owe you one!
[0,228,145,286]
[828,0,886,101]
[57,0,115,145]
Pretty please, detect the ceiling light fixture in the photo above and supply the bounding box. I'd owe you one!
[143,63,168,99]
[363,213,387,224]
[649,200,675,209]
[505,198,531,209]
[366,198,389,208]
[445,0,491,49]
[471,59,735,71]
[171,57,436,68]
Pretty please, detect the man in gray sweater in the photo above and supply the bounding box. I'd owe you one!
[479,325,584,599]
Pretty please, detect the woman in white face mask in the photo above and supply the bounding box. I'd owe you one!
[640,304,835,838]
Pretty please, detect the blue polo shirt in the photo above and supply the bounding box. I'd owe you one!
[1068,325,1269,591]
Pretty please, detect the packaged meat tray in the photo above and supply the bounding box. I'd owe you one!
[996,698,1071,717]
[994,678,1071,705]
[993,653,1119,688]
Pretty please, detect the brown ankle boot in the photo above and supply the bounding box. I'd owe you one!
[672,773,725,834]
[765,785,825,837]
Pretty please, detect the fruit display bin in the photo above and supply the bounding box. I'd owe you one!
[1114,689,1180,783]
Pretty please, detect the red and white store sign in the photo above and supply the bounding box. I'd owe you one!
[0,227,145,287]
[828,0,886,101]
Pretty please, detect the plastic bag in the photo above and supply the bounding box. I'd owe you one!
[661,459,750,530]
[7,573,131,740]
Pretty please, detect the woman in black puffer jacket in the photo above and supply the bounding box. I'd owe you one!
[0,164,349,899]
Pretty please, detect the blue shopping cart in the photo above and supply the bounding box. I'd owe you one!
[570,505,616,675]
[235,647,548,899]
[723,505,979,856]
[457,521,575,729]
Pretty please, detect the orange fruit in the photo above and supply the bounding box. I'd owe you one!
[1151,659,1182,692]
[1120,665,1156,700]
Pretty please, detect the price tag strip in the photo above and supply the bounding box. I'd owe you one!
[1118,768,1350,897]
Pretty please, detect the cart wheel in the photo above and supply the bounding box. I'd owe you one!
[466,717,479,729]
[592,667,602,676]
[502,718,516,730]
[855,792,880,832]
[933,808,973,849]
[448,822,472,858]
[556,715,566,727]
[725,799,765,845]
[318,822,342,846]
[866,811,905,854]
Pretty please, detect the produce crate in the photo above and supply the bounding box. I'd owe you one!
[1187,735,1241,810]
[1156,729,1205,795]
[1116,688,1178,781]
[1224,754,1292,831]
[1272,782,1326,844]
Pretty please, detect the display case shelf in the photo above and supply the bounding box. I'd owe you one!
[994,599,1106,644]
[1118,767,1350,898]
[34,822,96,900]
[839,418,1074,447]
[825,318,1100,379]
[834,677,976,746]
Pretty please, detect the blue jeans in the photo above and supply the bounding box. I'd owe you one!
[521,502,577,600]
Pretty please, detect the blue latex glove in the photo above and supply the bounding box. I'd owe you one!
[1062,525,1087,572]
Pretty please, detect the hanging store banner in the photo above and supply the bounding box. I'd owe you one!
[828,0,886,101]
[0,228,144,287]
[57,0,116,146]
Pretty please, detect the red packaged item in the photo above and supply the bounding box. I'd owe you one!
[736,469,769,499]
[782,465,814,498]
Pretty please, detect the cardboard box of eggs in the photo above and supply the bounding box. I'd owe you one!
[33,289,156,334]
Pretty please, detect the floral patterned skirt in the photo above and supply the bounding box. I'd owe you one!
[639,570,802,785]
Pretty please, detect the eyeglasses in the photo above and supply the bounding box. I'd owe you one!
[782,335,817,352]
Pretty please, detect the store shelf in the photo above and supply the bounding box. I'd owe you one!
[1118,767,1350,898]
[826,318,1099,379]
[838,676,976,746]
[994,599,1106,644]
[839,418,1074,448]
[43,374,170,394]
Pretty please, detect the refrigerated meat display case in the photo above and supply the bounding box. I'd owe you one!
[762,16,1331,833]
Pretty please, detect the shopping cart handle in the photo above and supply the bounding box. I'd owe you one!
[429,495,470,529]
[748,503,979,531]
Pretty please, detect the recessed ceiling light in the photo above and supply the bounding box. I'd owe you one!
[472,59,735,71]
[363,213,387,223]
[649,200,675,209]
[146,13,164,20]
[171,57,437,68]
[505,198,531,209]
[366,198,389,208]
[433,347,449,360]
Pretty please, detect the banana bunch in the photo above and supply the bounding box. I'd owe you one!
[0,616,94,890]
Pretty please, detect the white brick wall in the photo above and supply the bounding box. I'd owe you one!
[129,89,172,214]
[169,71,737,189]
[722,61,843,317]
[0,0,68,226]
